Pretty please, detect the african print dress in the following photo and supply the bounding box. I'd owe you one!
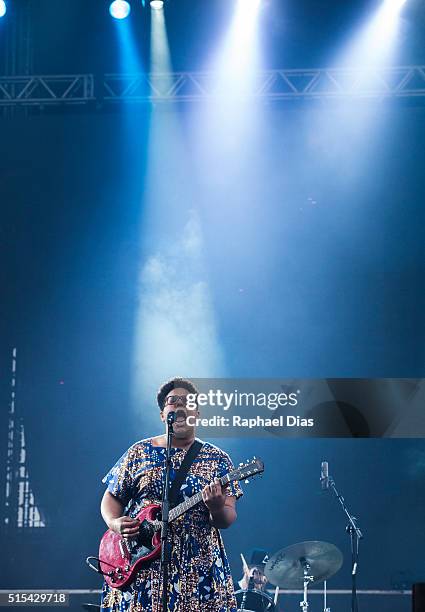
[100,438,242,612]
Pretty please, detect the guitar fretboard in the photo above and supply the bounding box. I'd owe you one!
[168,475,228,522]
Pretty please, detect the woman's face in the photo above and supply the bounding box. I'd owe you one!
[160,387,199,439]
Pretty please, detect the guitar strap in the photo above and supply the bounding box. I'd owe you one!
[168,439,203,506]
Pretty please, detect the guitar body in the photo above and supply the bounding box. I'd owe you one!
[99,503,161,590]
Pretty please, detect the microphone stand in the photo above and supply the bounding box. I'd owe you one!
[160,413,174,612]
[327,473,363,612]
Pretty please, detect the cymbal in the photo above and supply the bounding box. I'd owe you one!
[265,541,343,588]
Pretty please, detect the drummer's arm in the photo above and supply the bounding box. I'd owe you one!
[239,565,257,590]
[238,574,250,590]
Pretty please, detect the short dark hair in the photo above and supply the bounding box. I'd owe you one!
[157,377,199,411]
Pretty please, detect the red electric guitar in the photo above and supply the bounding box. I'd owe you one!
[89,457,264,590]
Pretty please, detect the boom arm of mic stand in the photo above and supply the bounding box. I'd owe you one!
[328,477,363,541]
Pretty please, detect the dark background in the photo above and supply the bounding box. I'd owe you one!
[1,1,425,610]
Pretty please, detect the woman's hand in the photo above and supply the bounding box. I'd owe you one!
[202,478,226,514]
[202,479,237,529]
[109,516,140,537]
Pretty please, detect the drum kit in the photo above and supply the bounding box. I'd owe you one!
[236,540,343,612]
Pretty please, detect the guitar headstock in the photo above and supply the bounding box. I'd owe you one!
[227,457,264,483]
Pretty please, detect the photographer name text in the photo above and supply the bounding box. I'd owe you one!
[186,415,314,428]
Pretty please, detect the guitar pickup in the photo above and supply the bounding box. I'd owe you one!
[119,539,130,560]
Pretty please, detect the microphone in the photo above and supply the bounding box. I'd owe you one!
[167,411,176,426]
[321,461,329,490]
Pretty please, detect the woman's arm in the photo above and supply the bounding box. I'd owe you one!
[202,478,237,529]
[100,490,140,536]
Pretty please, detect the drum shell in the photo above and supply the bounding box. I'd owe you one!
[235,588,276,612]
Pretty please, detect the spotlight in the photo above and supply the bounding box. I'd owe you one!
[0,0,6,18]
[109,0,131,20]
[150,0,164,9]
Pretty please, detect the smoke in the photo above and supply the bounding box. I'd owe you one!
[132,211,225,424]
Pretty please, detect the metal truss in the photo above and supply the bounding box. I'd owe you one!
[1,66,425,107]
[0,74,94,106]
[103,65,425,102]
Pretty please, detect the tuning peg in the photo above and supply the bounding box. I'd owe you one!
[239,462,244,467]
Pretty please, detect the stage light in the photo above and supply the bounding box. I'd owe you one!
[109,0,131,20]
[150,1,164,9]
[213,0,262,77]
[381,0,407,16]
[150,0,171,73]
[0,1,7,18]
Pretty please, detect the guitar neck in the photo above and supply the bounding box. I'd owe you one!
[168,474,228,523]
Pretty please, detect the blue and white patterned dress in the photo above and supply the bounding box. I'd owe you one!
[100,438,242,612]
